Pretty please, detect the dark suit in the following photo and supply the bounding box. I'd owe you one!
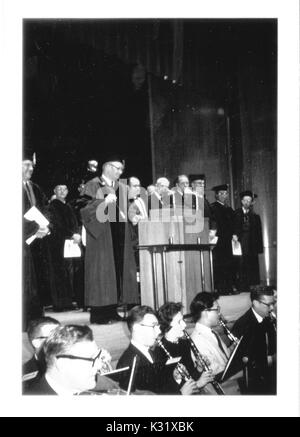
[23,180,50,330]
[210,201,235,293]
[234,208,263,291]
[232,308,276,394]
[23,374,57,395]
[155,337,200,382]
[116,343,180,394]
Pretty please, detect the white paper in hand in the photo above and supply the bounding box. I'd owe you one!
[24,206,49,227]
[64,239,81,258]
[232,240,242,256]
[24,206,49,245]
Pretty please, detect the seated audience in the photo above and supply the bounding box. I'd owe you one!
[23,316,60,381]
[232,286,276,394]
[23,324,113,395]
[116,305,198,395]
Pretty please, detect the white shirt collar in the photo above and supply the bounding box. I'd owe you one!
[131,340,153,363]
[101,174,114,187]
[45,372,78,396]
[216,200,225,206]
[195,322,213,336]
[242,207,250,214]
[251,307,264,323]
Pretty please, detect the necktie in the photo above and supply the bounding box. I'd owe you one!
[211,330,228,358]
[24,181,36,206]
[148,347,156,363]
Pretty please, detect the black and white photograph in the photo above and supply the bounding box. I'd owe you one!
[1,0,299,418]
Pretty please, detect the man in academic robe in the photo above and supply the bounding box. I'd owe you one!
[80,156,139,324]
[22,159,50,330]
[210,184,236,295]
[47,182,81,311]
[233,191,263,292]
[127,176,148,269]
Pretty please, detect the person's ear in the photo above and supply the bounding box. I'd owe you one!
[31,338,42,351]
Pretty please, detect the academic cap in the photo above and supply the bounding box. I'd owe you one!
[52,172,69,188]
[239,190,257,200]
[189,174,206,182]
[212,184,229,193]
[101,153,125,166]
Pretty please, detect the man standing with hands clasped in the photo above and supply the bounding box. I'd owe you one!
[80,155,139,324]
[233,191,263,293]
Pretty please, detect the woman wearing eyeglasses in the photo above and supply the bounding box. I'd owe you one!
[189,292,231,377]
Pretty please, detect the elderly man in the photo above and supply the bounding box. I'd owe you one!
[210,184,236,295]
[233,191,263,292]
[22,158,50,330]
[23,324,113,395]
[116,305,198,395]
[148,177,174,215]
[232,286,276,394]
[48,182,81,311]
[23,316,60,381]
[128,177,148,268]
[80,155,139,324]
[173,174,197,213]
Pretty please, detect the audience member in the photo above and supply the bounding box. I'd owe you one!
[156,302,213,393]
[232,286,276,394]
[116,305,198,394]
[23,316,60,381]
[23,325,110,395]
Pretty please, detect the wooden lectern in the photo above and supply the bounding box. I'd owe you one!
[138,211,215,314]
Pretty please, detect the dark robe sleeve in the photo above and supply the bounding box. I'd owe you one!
[80,199,107,239]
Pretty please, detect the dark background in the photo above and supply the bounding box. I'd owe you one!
[23,19,277,283]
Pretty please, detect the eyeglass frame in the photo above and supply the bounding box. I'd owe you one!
[258,300,275,308]
[56,349,102,367]
[206,306,220,313]
[109,163,124,173]
[139,323,160,329]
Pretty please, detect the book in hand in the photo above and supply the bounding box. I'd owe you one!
[232,240,242,256]
[64,239,81,258]
[24,206,49,245]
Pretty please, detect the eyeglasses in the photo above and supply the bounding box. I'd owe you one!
[258,300,275,308]
[140,323,160,329]
[109,163,124,173]
[206,307,220,313]
[56,349,102,367]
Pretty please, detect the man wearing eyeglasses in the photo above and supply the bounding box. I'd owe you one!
[23,316,60,382]
[116,306,198,394]
[189,292,231,377]
[80,155,139,324]
[23,325,112,395]
[232,286,276,394]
